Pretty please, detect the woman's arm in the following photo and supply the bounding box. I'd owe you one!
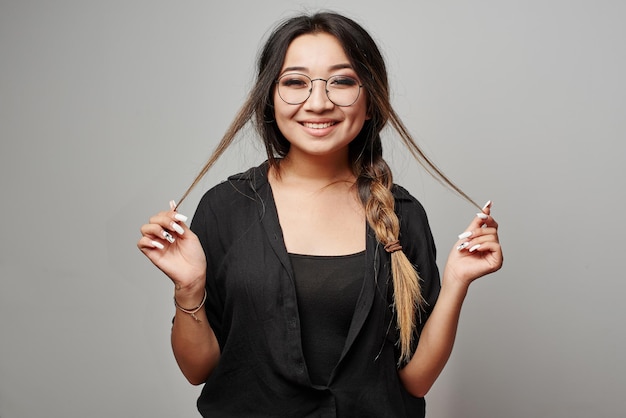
[399,204,503,397]
[171,282,221,385]
[138,203,221,385]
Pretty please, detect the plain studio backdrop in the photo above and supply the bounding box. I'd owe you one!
[1,1,624,417]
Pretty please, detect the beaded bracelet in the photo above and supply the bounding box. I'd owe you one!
[173,289,207,322]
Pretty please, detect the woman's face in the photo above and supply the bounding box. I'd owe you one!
[273,32,369,161]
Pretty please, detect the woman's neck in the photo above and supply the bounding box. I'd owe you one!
[274,150,355,188]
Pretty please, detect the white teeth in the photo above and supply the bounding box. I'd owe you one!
[303,122,335,129]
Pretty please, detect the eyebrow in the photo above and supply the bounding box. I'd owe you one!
[280,63,354,74]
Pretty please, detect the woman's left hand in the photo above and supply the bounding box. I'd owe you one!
[443,201,503,287]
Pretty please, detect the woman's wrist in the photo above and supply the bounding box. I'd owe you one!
[173,279,206,306]
[174,289,207,322]
[440,270,471,298]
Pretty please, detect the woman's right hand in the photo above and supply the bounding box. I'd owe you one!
[137,201,207,292]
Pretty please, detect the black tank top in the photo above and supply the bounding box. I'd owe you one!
[289,251,366,385]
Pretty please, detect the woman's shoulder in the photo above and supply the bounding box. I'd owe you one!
[391,184,428,219]
[226,162,270,184]
[189,162,270,221]
[201,162,269,200]
[391,184,437,259]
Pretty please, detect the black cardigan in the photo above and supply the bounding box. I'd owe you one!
[190,162,440,418]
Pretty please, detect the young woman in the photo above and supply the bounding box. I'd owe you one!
[138,12,502,418]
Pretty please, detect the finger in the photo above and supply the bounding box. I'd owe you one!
[467,241,503,261]
[166,214,193,237]
[457,227,498,241]
[167,201,190,234]
[168,200,189,221]
[457,235,497,252]
[456,225,499,252]
[459,240,500,256]
[481,200,492,215]
[478,216,499,231]
[481,201,500,229]
[473,209,500,230]
[148,212,174,228]
[173,212,189,223]
[464,211,493,231]
[465,234,499,251]
[168,220,185,236]
[455,201,496,250]
[470,240,501,252]
[137,235,166,251]
[168,212,189,235]
[148,213,186,238]
[139,220,176,244]
[140,223,175,243]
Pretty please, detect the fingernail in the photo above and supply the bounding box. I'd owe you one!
[469,244,481,252]
[170,222,184,235]
[476,213,488,220]
[458,231,472,240]
[162,230,175,243]
[150,240,165,250]
[169,200,176,210]
[174,213,188,222]
[482,200,492,210]
[457,242,470,251]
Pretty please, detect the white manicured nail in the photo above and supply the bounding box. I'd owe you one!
[458,231,472,240]
[476,213,488,220]
[469,244,481,252]
[170,222,184,235]
[162,230,175,243]
[457,242,470,251]
[174,213,188,222]
[150,240,165,250]
[482,200,492,210]
[169,200,176,210]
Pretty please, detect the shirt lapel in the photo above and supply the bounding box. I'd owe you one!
[339,225,384,361]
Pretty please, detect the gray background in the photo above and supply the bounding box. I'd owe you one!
[1,1,624,417]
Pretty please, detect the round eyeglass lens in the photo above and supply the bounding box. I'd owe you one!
[277,74,361,106]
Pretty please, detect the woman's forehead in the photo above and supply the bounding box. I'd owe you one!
[281,33,352,72]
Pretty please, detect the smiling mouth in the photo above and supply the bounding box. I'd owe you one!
[301,121,337,129]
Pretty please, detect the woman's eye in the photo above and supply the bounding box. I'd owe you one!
[281,78,308,88]
[329,76,358,87]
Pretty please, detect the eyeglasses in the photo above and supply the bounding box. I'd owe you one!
[275,73,363,107]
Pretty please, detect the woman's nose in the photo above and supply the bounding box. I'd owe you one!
[303,79,334,111]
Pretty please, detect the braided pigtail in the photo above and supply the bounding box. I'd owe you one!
[357,156,426,365]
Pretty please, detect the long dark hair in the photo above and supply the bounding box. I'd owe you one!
[177,12,479,364]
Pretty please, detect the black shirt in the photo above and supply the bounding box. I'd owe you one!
[191,163,440,417]
[290,251,366,386]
